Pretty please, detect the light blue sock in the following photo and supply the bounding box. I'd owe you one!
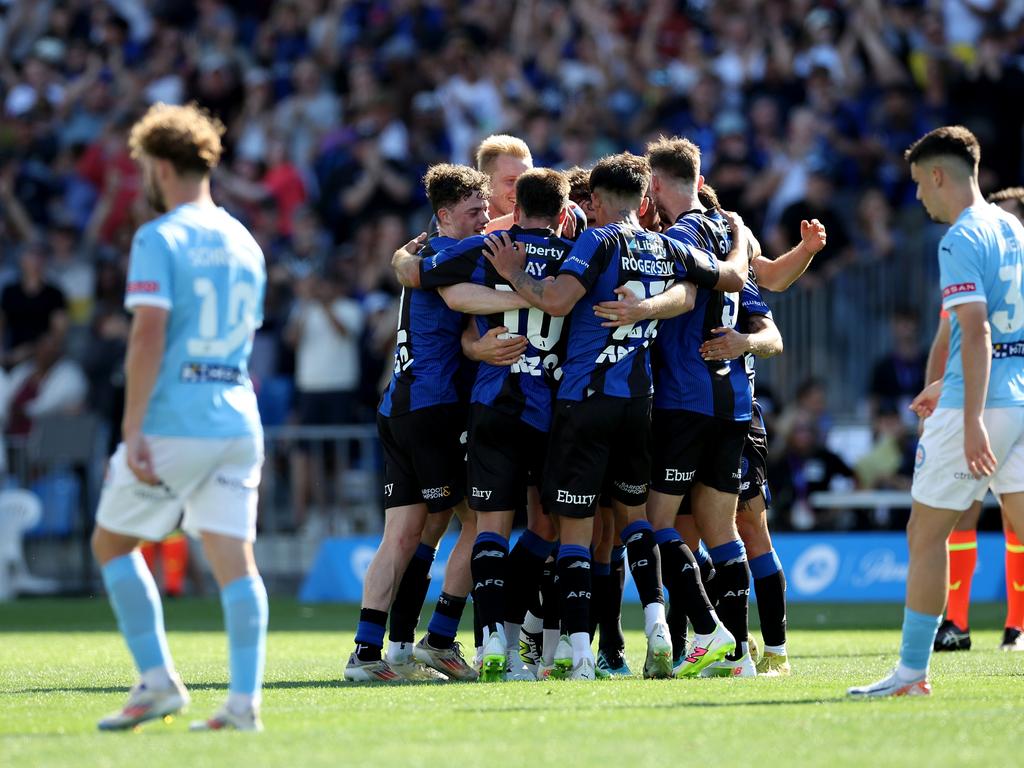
[101,552,173,676]
[899,607,942,674]
[222,575,269,698]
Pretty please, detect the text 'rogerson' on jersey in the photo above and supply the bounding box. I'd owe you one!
[420,225,573,432]
[556,221,722,402]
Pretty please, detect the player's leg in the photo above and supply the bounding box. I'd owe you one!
[181,435,267,732]
[675,511,714,585]
[1001,509,1024,649]
[557,513,598,679]
[935,501,981,651]
[592,503,629,677]
[92,438,196,731]
[989,418,1024,650]
[737,494,789,675]
[417,504,479,680]
[385,506,451,677]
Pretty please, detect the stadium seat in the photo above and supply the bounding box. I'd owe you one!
[0,488,58,600]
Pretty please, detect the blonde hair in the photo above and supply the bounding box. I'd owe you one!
[475,134,532,174]
[129,102,225,175]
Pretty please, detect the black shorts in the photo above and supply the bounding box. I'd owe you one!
[651,409,750,496]
[377,403,466,513]
[466,404,546,512]
[739,424,770,504]
[543,395,652,519]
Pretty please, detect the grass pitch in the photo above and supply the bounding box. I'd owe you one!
[1,599,1021,768]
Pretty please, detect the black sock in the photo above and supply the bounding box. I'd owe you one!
[354,608,388,661]
[426,591,467,649]
[541,557,560,632]
[751,551,787,647]
[657,530,716,635]
[621,521,663,608]
[470,532,508,635]
[709,540,750,659]
[598,549,626,655]
[557,544,591,636]
[473,600,483,648]
[505,530,554,625]
[388,543,434,644]
[590,562,610,639]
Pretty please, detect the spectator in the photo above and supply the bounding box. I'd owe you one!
[285,267,365,533]
[855,404,917,492]
[868,307,928,419]
[0,244,68,369]
[2,332,87,437]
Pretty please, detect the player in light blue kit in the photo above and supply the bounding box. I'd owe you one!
[91,104,268,731]
[850,126,1024,697]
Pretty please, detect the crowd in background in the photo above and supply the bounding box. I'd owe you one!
[1,0,1023,531]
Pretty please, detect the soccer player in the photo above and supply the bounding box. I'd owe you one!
[410,169,573,681]
[485,152,749,678]
[91,103,268,731]
[347,164,525,682]
[850,126,1024,697]
[929,186,1024,653]
[479,134,533,232]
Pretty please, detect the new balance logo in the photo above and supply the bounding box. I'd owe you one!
[625,532,644,545]
[471,487,493,501]
[566,560,591,569]
[949,580,962,590]
[473,550,505,560]
[1014,582,1024,592]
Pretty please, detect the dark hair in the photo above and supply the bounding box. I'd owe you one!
[904,125,980,171]
[697,182,721,210]
[589,152,650,200]
[515,168,569,221]
[423,163,491,214]
[646,135,701,186]
[563,166,591,206]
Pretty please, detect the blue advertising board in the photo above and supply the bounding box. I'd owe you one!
[299,532,1011,604]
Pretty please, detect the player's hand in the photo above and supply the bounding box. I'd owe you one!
[964,417,997,477]
[124,431,160,486]
[483,232,525,279]
[800,219,827,255]
[909,380,942,420]
[472,326,528,366]
[700,326,749,361]
[721,209,745,235]
[560,204,578,239]
[594,285,647,327]
[396,232,427,259]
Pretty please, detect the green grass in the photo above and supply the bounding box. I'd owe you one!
[1,599,1021,767]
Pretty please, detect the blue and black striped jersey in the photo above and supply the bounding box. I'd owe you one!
[556,222,721,402]
[419,226,572,432]
[379,236,465,417]
[654,209,752,421]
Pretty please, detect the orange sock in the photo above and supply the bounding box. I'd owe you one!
[947,530,977,630]
[162,534,188,598]
[1005,527,1024,630]
[139,541,158,573]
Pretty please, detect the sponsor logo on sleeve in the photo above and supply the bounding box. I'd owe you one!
[127,281,160,293]
[941,282,977,298]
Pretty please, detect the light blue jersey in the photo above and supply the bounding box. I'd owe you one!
[938,203,1024,409]
[124,203,266,438]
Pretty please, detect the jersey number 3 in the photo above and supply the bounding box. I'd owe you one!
[993,263,1024,334]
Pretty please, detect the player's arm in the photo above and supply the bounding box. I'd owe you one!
[955,301,997,476]
[593,282,696,328]
[391,233,429,288]
[121,306,167,485]
[483,232,585,317]
[461,321,527,366]
[439,283,530,315]
[910,312,950,420]
[753,219,827,292]
[700,313,783,362]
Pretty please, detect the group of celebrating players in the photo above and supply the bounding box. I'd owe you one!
[345,132,828,682]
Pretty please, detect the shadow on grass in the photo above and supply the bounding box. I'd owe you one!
[3,678,462,695]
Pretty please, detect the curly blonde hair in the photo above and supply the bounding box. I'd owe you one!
[128,102,225,175]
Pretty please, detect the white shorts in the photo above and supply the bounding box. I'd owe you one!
[911,407,1024,511]
[96,434,263,542]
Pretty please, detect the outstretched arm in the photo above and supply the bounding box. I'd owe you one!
[593,282,696,327]
[713,211,750,292]
[439,283,530,314]
[391,233,428,288]
[699,313,782,362]
[754,218,827,292]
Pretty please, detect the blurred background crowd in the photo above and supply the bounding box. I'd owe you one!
[0,0,1022,537]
